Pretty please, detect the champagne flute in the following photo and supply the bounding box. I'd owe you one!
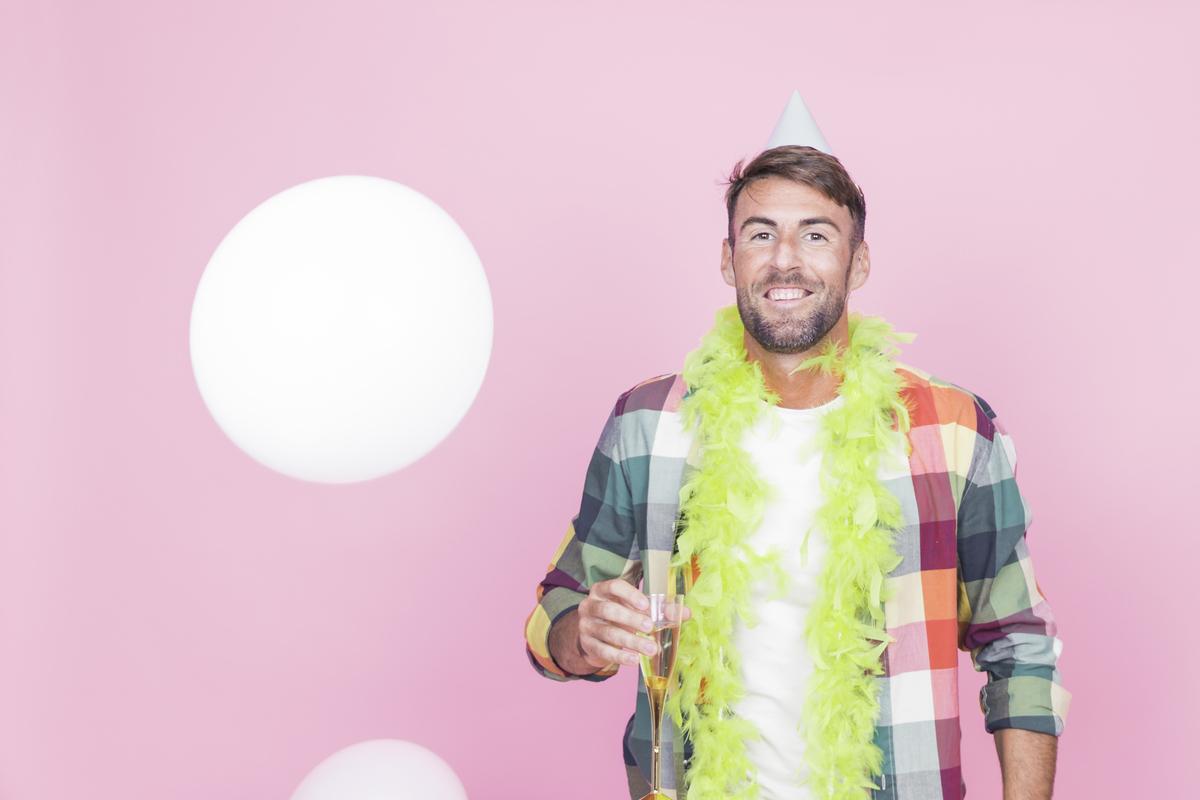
[638,562,688,800]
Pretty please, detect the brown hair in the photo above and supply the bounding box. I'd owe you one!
[723,145,866,252]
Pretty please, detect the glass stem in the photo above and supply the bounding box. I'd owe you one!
[650,703,661,792]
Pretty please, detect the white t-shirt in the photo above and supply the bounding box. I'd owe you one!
[729,394,843,800]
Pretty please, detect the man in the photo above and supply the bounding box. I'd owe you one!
[523,144,1071,800]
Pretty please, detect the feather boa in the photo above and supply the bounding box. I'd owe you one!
[663,304,916,799]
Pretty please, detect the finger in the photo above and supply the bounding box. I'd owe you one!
[580,597,638,633]
[583,635,638,667]
[622,628,659,657]
[580,594,640,628]
[582,615,659,660]
[594,598,653,634]
[591,618,660,655]
[599,578,650,611]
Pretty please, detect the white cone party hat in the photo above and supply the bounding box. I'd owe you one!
[765,89,832,154]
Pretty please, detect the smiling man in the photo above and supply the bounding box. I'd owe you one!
[524,144,1071,800]
[722,171,867,411]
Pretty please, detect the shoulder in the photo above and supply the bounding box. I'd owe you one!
[601,373,689,464]
[612,372,688,418]
[895,360,1002,442]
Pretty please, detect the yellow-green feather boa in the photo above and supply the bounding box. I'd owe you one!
[663,304,916,799]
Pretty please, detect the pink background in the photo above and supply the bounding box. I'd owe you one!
[2,1,1195,798]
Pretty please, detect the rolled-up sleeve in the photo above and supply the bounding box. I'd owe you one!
[524,395,643,682]
[956,399,1072,735]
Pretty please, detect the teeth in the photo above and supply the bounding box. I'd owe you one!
[767,287,808,300]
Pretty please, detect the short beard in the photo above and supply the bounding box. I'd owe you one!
[735,263,850,354]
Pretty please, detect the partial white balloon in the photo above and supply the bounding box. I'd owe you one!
[190,175,493,483]
[290,739,468,800]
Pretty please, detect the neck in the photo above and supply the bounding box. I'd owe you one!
[743,313,849,410]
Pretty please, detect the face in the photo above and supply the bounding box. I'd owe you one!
[720,176,870,354]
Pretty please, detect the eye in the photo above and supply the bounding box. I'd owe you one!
[752,231,772,240]
[806,232,828,242]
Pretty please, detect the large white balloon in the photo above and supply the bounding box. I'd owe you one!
[190,175,493,483]
[291,739,468,800]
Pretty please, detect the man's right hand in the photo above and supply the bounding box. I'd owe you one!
[577,578,660,668]
[550,578,693,674]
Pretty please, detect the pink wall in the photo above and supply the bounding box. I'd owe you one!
[2,1,1195,797]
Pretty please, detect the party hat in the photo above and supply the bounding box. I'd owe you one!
[765,90,832,154]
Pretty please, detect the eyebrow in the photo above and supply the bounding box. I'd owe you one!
[739,215,841,233]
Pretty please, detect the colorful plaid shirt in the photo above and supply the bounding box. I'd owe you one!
[523,362,1072,799]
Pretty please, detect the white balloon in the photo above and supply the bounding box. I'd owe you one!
[291,739,468,800]
[190,175,493,483]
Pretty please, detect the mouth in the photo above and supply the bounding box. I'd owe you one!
[762,286,813,307]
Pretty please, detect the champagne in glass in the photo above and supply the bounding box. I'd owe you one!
[640,603,681,723]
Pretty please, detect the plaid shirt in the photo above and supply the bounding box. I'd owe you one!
[523,362,1072,799]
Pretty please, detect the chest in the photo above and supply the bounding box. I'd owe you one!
[636,409,961,626]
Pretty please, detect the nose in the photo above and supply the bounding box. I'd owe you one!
[769,230,806,271]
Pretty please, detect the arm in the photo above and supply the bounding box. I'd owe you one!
[996,728,1058,800]
[523,395,644,682]
[956,398,1072,792]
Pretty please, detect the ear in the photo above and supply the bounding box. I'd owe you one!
[847,240,871,292]
[720,238,735,287]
